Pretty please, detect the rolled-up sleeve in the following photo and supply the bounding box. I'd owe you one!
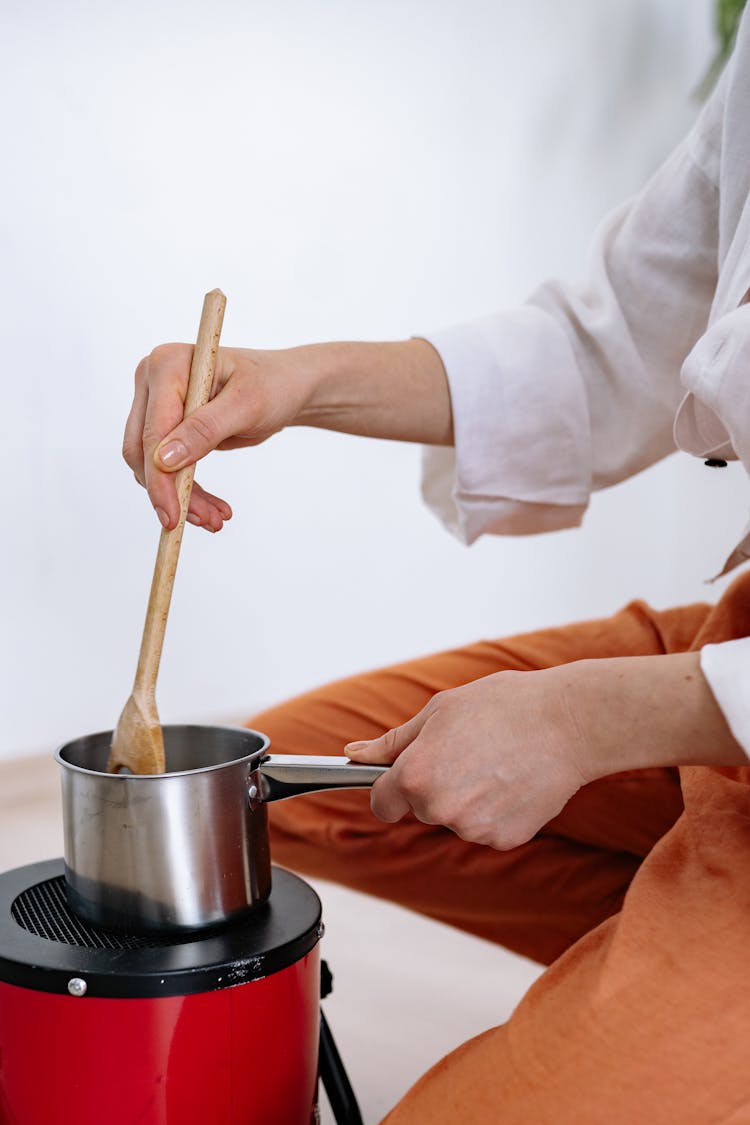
[422,72,725,543]
[701,638,750,758]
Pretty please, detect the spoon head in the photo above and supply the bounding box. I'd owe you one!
[107,693,166,775]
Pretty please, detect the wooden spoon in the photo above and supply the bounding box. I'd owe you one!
[107,288,227,774]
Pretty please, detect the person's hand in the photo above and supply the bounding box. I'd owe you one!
[346,653,747,850]
[347,665,591,850]
[122,344,318,531]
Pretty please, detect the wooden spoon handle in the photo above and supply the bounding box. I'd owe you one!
[133,288,227,696]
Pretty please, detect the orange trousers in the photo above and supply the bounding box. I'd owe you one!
[249,571,750,1124]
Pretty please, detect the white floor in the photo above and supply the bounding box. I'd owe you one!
[0,752,542,1124]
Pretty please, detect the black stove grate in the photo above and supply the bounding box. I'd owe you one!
[11,876,196,950]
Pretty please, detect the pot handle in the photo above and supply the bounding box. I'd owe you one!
[257,755,387,803]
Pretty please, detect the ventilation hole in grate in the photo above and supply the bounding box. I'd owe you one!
[11,876,197,950]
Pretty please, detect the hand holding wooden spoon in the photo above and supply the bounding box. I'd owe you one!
[108,289,227,775]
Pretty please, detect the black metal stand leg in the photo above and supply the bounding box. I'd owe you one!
[319,1009,363,1125]
[319,960,364,1125]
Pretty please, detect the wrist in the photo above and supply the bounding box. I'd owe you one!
[292,341,375,425]
[293,338,453,444]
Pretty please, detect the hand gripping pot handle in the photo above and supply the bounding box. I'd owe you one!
[256,755,388,804]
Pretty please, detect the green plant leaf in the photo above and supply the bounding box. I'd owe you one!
[698,0,747,98]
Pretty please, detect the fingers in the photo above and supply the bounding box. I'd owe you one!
[124,345,237,531]
[148,396,242,527]
[152,393,240,472]
[348,698,483,832]
[367,735,442,825]
[369,771,413,823]
[123,347,193,526]
[122,358,149,486]
[138,345,194,524]
[185,483,233,533]
[345,708,428,764]
[123,361,233,531]
[346,706,434,824]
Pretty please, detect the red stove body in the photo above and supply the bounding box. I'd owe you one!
[0,860,327,1125]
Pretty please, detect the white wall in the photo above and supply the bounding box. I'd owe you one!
[2,0,744,760]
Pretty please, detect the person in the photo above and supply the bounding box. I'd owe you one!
[123,11,750,1123]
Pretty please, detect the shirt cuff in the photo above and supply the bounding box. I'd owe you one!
[673,304,750,462]
[420,308,593,544]
[700,637,750,760]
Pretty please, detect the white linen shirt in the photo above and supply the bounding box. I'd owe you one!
[421,10,750,758]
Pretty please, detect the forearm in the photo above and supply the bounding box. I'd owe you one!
[292,338,454,445]
[569,652,747,780]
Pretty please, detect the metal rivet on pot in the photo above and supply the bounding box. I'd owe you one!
[246,776,264,813]
[67,977,87,997]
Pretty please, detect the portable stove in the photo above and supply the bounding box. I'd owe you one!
[0,859,362,1125]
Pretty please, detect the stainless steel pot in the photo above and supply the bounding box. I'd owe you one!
[55,724,385,933]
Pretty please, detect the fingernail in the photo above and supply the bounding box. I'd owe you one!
[155,507,170,528]
[186,512,202,526]
[158,440,188,468]
[346,740,371,752]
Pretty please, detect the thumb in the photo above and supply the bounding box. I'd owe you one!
[153,397,233,473]
[346,707,429,765]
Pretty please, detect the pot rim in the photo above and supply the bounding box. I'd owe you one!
[54,723,271,780]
